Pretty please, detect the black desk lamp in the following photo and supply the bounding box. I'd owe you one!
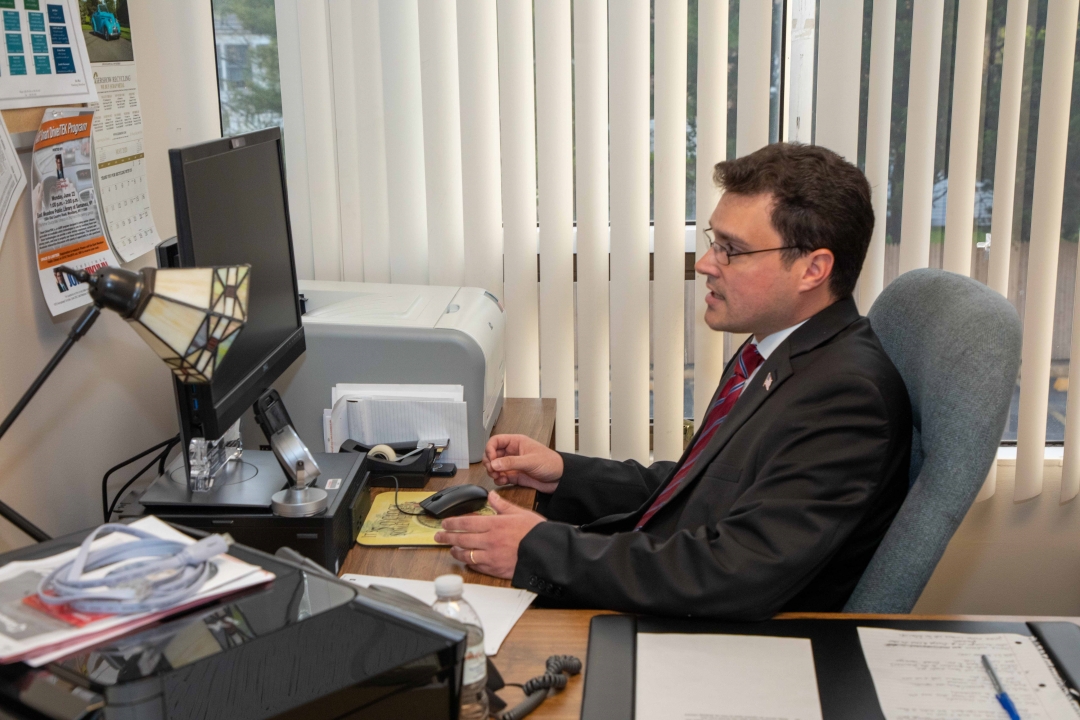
[0,264,250,541]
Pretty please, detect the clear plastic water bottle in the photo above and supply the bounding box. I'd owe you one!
[432,574,488,720]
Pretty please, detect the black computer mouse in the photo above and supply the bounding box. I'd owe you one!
[419,484,490,519]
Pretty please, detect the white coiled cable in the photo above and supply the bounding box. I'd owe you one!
[36,524,231,614]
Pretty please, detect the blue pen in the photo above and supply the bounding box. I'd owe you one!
[982,654,1022,720]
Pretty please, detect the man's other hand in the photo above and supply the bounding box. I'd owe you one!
[483,434,564,494]
[434,492,545,579]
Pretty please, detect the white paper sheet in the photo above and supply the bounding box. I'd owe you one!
[331,383,464,406]
[0,516,273,666]
[340,574,535,656]
[0,0,97,109]
[325,384,469,466]
[858,627,1080,720]
[0,110,26,252]
[635,632,823,720]
[348,398,469,467]
[89,62,160,261]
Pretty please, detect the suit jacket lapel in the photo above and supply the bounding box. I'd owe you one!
[609,344,746,527]
[655,347,794,509]
[669,342,745,474]
[603,298,863,531]
[613,334,773,526]
[653,297,863,510]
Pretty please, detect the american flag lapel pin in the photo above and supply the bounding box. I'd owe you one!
[764,372,773,391]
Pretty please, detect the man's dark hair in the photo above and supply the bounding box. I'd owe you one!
[713,143,874,299]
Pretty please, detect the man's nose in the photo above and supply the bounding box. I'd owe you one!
[694,252,718,277]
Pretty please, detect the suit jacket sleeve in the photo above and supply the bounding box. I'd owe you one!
[534,453,677,526]
[513,375,899,620]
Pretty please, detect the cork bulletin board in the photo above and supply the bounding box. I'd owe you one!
[3,104,81,146]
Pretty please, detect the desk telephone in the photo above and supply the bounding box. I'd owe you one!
[281,547,581,720]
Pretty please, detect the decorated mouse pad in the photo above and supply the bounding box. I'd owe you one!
[356,491,495,546]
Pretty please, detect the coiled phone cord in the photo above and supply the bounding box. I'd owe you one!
[36,524,231,615]
[497,655,582,720]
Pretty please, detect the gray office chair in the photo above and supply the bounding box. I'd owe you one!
[844,268,1022,613]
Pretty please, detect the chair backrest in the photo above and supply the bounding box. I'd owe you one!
[843,269,1021,613]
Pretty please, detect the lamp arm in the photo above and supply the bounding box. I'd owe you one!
[0,304,101,542]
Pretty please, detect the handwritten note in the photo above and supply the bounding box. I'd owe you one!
[858,627,1080,719]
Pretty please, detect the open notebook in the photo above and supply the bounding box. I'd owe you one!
[859,627,1080,720]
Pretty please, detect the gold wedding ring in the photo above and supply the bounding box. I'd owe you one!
[469,550,476,565]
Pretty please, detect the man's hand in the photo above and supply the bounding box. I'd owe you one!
[433,492,545,579]
[483,434,564,494]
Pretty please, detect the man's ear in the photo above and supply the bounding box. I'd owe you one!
[799,249,835,293]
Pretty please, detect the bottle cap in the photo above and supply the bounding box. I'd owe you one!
[434,574,464,599]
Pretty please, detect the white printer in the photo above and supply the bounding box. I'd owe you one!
[266,280,506,463]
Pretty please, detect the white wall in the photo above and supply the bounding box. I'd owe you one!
[916,461,1080,616]
[0,0,221,551]
[132,0,222,241]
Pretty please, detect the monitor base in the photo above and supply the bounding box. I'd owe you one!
[120,450,368,574]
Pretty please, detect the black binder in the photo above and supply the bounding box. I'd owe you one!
[580,615,1080,720]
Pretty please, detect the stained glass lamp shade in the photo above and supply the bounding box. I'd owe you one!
[0,263,249,542]
[55,263,251,384]
[127,266,250,383]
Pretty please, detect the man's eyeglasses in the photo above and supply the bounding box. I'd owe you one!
[703,227,788,266]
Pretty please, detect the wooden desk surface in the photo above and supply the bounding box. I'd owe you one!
[339,397,555,584]
[499,609,1080,720]
[338,397,565,713]
[336,396,1080,719]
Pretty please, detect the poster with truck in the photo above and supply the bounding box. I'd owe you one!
[78,0,131,63]
[85,0,161,262]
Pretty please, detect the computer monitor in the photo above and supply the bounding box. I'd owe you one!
[162,127,305,452]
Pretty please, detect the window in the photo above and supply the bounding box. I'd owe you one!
[769,0,1080,445]
[872,0,1080,443]
[678,0,784,424]
[212,0,283,137]
[222,43,249,88]
[245,0,1079,460]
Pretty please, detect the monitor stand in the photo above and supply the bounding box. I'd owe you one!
[139,451,287,510]
[127,450,369,573]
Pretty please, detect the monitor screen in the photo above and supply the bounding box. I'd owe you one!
[178,140,300,401]
[168,128,304,441]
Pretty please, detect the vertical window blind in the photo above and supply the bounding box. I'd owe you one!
[574,0,611,458]
[608,0,652,461]
[653,0,689,462]
[496,0,541,401]
[1016,0,1080,499]
[270,0,1080,501]
[692,0,729,433]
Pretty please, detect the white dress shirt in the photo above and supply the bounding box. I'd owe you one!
[745,320,808,384]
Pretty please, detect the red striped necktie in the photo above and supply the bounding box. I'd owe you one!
[635,342,766,530]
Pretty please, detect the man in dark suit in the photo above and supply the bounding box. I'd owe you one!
[434,143,912,620]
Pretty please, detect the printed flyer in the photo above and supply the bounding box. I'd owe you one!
[31,107,119,316]
[0,110,26,252]
[0,0,96,109]
[89,62,159,261]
